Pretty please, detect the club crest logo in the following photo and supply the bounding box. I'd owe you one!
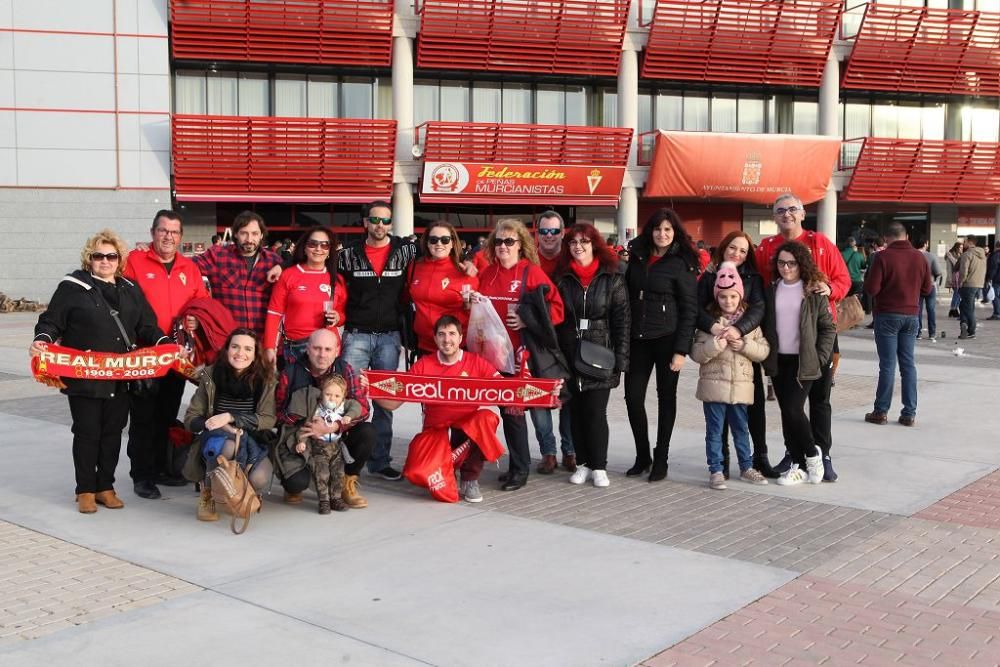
[586,169,603,195]
[372,376,404,396]
[428,162,470,193]
[741,153,762,186]
[441,277,450,290]
[516,383,548,402]
[508,280,521,293]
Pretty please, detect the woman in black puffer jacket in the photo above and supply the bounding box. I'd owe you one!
[624,208,699,482]
[554,224,630,489]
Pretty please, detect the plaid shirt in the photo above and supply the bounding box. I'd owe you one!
[275,355,370,429]
[192,245,282,336]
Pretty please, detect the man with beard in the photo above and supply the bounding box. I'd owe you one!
[192,211,282,336]
[338,201,418,481]
[531,210,576,474]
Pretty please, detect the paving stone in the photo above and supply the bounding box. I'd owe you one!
[915,471,1000,531]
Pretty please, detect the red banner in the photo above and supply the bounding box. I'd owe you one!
[643,131,841,205]
[31,344,197,389]
[420,161,626,206]
[367,371,560,409]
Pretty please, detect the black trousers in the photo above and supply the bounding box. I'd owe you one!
[772,355,818,468]
[68,392,130,494]
[624,334,681,460]
[127,372,187,482]
[809,350,834,458]
[500,408,530,480]
[280,421,376,494]
[569,387,611,471]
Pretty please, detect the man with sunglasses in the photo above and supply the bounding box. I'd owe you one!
[532,211,577,475]
[755,193,850,482]
[338,200,418,480]
[123,210,207,499]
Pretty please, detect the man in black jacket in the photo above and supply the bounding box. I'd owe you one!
[338,201,418,480]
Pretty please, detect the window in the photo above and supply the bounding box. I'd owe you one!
[565,86,587,126]
[274,76,307,117]
[738,96,765,133]
[341,78,374,118]
[683,95,709,131]
[793,100,818,134]
[414,79,440,127]
[175,71,206,114]
[239,74,269,116]
[502,83,532,123]
[307,77,337,118]
[655,92,682,131]
[963,105,1000,142]
[439,81,470,121]
[536,85,565,125]
[472,82,502,123]
[601,89,617,127]
[711,95,737,133]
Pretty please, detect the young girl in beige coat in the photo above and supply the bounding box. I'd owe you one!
[691,263,770,490]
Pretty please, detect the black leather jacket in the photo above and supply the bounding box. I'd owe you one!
[624,240,698,355]
[555,267,631,391]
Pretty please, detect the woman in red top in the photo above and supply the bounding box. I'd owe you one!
[407,221,478,355]
[264,226,347,367]
[476,218,564,491]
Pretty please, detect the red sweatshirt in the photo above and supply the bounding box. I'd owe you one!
[477,258,564,350]
[264,265,347,350]
[407,257,478,353]
[410,350,500,429]
[124,248,208,333]
[756,229,850,321]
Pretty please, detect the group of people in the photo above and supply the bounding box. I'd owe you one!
[34,191,871,519]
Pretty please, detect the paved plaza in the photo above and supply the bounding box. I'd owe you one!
[1,299,999,666]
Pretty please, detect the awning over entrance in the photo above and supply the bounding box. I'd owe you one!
[416,122,632,206]
[641,131,840,205]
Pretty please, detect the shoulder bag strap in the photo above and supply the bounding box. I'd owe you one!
[91,284,136,352]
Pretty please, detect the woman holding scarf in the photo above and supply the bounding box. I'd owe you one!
[554,224,630,488]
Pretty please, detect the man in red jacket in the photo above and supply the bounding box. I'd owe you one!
[123,210,207,499]
[862,223,931,427]
[756,193,850,482]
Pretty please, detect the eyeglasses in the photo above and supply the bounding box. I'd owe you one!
[774,206,802,217]
[568,238,592,247]
[493,237,518,247]
[367,216,392,226]
[154,228,181,237]
[427,235,452,245]
[537,228,561,237]
[305,240,331,249]
[91,252,120,262]
[776,259,799,268]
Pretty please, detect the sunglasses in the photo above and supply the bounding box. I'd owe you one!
[493,237,518,247]
[305,239,331,249]
[91,252,120,262]
[367,216,392,226]
[568,238,592,247]
[537,228,561,236]
[427,235,452,245]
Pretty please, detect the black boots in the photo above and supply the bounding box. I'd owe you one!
[626,456,651,477]
[754,453,777,479]
[648,446,668,482]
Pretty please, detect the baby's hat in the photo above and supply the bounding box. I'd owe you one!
[714,261,744,300]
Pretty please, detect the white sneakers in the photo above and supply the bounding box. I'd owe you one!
[805,452,825,484]
[709,472,727,490]
[776,464,808,486]
[568,466,609,487]
[569,465,591,485]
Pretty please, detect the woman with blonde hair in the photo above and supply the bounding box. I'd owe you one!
[31,229,166,514]
[475,218,564,491]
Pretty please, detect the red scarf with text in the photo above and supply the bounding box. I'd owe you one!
[31,343,197,389]
[366,371,559,408]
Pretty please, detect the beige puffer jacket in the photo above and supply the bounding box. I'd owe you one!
[690,318,770,405]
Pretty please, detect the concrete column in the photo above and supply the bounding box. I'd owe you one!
[817,48,839,239]
[392,0,415,236]
[945,102,962,141]
[616,43,639,243]
[618,186,638,245]
[393,182,414,237]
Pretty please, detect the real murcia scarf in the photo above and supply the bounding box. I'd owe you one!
[366,371,560,409]
[31,343,198,389]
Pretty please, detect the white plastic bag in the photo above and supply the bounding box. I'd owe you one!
[466,298,515,374]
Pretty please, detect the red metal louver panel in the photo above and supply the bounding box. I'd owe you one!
[842,4,1000,96]
[416,0,629,76]
[170,1,394,67]
[641,0,843,87]
[417,122,632,165]
[843,138,1000,203]
[172,115,397,203]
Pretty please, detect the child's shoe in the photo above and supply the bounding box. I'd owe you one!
[709,472,727,490]
[318,500,332,515]
[740,468,768,485]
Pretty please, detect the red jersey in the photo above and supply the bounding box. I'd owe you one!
[755,229,851,321]
[477,258,564,350]
[264,265,347,350]
[473,250,492,273]
[538,252,560,278]
[124,248,208,333]
[410,350,500,429]
[407,257,478,353]
[365,242,392,276]
[698,248,711,274]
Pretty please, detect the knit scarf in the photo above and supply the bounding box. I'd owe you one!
[570,259,600,288]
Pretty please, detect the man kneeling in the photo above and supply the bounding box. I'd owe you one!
[378,315,504,503]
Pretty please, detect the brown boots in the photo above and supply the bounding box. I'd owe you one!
[76,493,97,514]
[95,490,124,509]
[342,474,367,508]
[197,485,219,522]
[536,455,557,474]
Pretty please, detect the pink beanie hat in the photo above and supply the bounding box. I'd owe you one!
[714,261,745,301]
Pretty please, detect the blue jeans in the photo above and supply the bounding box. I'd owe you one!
[341,330,401,473]
[873,313,919,417]
[529,405,574,457]
[992,282,1000,317]
[918,285,937,337]
[703,403,752,474]
[959,286,978,335]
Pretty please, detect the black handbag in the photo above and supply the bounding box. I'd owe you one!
[93,285,159,398]
[568,275,615,382]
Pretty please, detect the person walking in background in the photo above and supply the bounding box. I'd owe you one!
[863,223,931,427]
[946,241,964,318]
[915,238,942,341]
[987,241,1000,321]
[958,236,986,339]
[623,208,699,483]
[840,237,866,297]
